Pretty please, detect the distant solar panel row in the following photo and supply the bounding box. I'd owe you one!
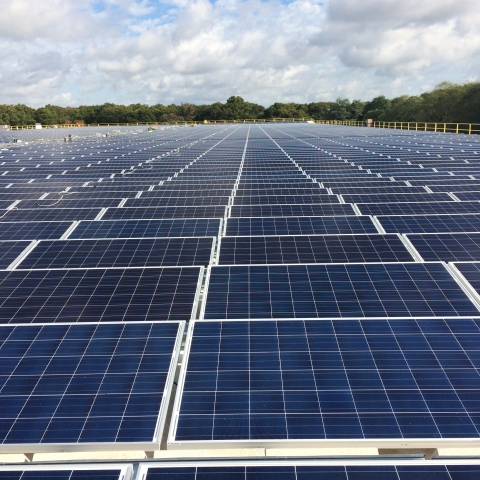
[1,123,480,455]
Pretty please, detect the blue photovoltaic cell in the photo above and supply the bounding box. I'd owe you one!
[143,463,480,480]
[71,219,221,239]
[331,186,428,195]
[0,322,181,444]
[452,191,480,201]
[429,185,480,194]
[235,187,322,196]
[17,238,214,269]
[123,197,230,208]
[139,189,233,197]
[0,469,126,480]
[0,268,201,323]
[18,199,122,209]
[376,214,480,234]
[357,202,480,216]
[454,263,480,295]
[233,195,339,206]
[230,204,355,218]
[0,222,73,241]
[225,216,378,236]
[1,209,102,222]
[102,206,227,220]
[203,263,479,319]
[219,235,413,265]
[341,193,453,204]
[174,318,480,442]
[0,241,32,269]
[0,469,123,480]
[407,234,480,262]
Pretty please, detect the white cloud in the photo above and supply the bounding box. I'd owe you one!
[0,0,479,107]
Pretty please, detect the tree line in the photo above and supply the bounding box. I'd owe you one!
[1,82,479,126]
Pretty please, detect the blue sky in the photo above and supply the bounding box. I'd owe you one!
[0,0,479,107]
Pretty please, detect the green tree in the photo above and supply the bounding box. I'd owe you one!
[178,103,197,121]
[328,98,352,120]
[362,96,391,121]
[0,104,36,126]
[455,83,480,123]
[264,102,308,119]
[307,102,332,120]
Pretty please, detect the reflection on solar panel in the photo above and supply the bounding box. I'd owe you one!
[141,461,480,480]
[358,202,480,216]
[203,263,479,319]
[17,238,215,269]
[0,221,73,241]
[0,267,202,323]
[71,219,222,239]
[219,235,413,264]
[172,318,480,443]
[376,214,480,234]
[225,216,378,236]
[0,322,182,447]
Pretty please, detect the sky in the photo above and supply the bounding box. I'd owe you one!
[1,0,479,107]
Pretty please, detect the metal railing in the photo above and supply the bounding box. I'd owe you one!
[7,119,480,134]
[372,121,480,134]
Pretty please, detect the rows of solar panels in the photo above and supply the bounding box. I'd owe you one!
[4,460,480,480]
[1,124,480,455]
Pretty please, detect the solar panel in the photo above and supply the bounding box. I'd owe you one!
[140,461,480,480]
[235,187,322,196]
[17,238,215,269]
[218,235,414,264]
[171,318,480,444]
[0,221,74,241]
[452,191,480,201]
[230,204,355,218]
[233,195,339,205]
[357,202,480,216]
[376,214,480,234]
[124,197,230,208]
[0,465,131,479]
[0,267,202,323]
[19,199,122,209]
[0,241,33,269]
[406,233,480,262]
[71,219,222,239]
[2,208,102,222]
[331,186,428,195]
[225,216,378,236]
[452,263,480,297]
[0,321,183,449]
[341,193,453,204]
[203,263,479,319]
[102,206,227,220]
